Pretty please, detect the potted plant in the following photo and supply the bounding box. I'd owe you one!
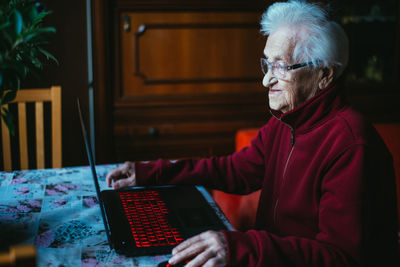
[0,0,57,135]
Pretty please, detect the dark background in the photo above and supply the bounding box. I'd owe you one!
[18,0,400,168]
[22,0,89,167]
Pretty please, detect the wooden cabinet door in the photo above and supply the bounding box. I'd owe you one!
[113,11,267,161]
[118,12,264,100]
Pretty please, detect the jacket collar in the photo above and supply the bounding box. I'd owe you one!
[270,84,346,134]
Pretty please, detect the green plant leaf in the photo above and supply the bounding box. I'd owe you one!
[8,62,26,79]
[0,0,57,136]
[1,70,21,91]
[0,21,10,30]
[23,32,35,42]
[38,47,58,64]
[26,66,43,80]
[27,4,38,22]
[13,10,23,35]
[2,90,17,104]
[36,27,56,34]
[1,107,15,136]
[31,11,51,26]
[31,56,42,68]
[2,30,13,46]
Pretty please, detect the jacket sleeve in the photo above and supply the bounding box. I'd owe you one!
[221,143,398,266]
[135,127,267,194]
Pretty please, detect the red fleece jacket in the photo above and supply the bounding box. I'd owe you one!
[135,85,399,266]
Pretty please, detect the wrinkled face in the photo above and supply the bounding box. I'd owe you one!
[263,29,323,113]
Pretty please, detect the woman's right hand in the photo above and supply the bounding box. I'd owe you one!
[106,161,137,189]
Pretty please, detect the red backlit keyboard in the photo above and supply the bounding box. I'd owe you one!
[119,191,184,248]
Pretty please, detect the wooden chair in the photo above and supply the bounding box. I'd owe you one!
[213,128,260,230]
[1,86,62,171]
[374,123,400,228]
[0,245,36,267]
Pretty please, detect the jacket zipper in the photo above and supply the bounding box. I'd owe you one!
[274,127,295,224]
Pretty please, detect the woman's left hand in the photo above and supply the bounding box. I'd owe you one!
[168,230,228,267]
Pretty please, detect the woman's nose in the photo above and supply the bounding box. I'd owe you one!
[262,70,277,87]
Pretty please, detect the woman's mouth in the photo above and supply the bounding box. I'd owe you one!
[269,89,282,94]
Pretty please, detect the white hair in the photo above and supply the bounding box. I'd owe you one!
[260,0,349,78]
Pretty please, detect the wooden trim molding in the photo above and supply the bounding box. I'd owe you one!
[91,0,114,163]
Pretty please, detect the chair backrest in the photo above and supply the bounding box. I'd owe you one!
[0,245,36,267]
[374,123,400,227]
[1,86,62,171]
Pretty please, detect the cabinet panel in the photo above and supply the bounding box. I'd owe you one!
[113,102,267,160]
[119,12,265,100]
[115,134,237,161]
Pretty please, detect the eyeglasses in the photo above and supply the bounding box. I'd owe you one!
[260,58,315,80]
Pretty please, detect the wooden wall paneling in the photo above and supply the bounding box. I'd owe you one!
[91,0,115,163]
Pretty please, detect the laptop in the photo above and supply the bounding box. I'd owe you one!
[77,99,228,256]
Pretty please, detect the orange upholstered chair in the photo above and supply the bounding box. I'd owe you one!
[374,123,400,226]
[213,128,260,231]
[213,124,400,232]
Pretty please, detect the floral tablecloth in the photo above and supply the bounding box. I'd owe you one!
[0,164,231,266]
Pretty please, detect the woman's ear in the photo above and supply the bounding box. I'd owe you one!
[318,67,335,90]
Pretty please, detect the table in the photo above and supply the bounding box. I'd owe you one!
[0,164,232,266]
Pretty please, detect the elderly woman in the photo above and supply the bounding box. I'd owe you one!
[106,0,399,266]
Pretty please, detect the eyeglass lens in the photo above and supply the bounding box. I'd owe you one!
[260,58,286,79]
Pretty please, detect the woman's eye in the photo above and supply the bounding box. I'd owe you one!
[277,63,286,70]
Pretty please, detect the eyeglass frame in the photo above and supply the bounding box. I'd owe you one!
[260,58,316,79]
